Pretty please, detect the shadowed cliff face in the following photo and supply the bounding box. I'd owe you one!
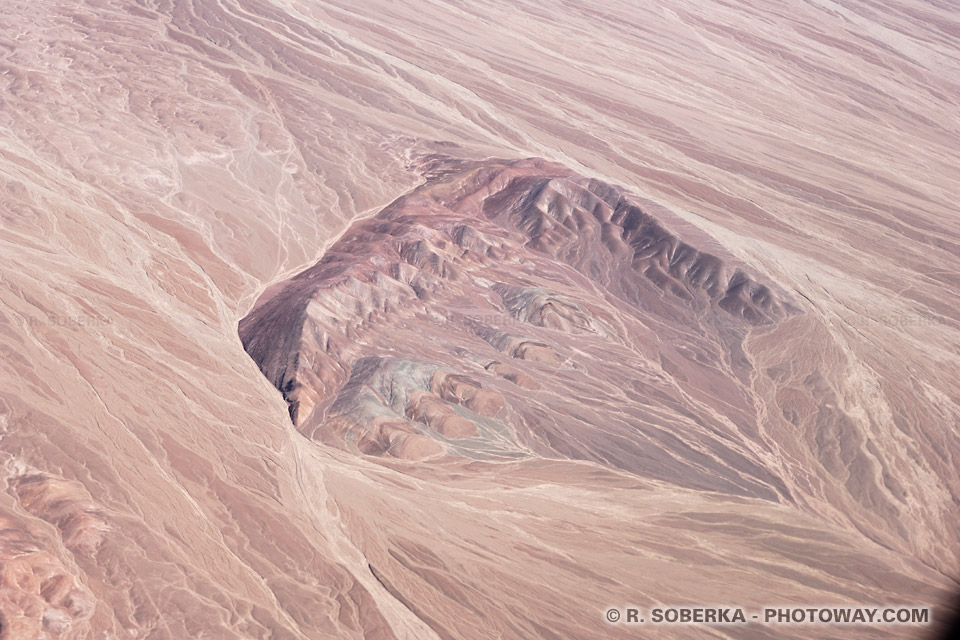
[240,157,956,585]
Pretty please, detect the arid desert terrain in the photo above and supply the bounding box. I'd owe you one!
[0,0,958,639]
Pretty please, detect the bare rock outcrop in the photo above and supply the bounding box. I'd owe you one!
[241,158,799,483]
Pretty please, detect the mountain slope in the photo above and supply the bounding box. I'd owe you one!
[1,0,958,638]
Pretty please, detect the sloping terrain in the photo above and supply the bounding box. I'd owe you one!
[240,156,958,638]
[0,0,958,638]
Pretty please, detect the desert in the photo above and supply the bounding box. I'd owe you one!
[0,0,958,638]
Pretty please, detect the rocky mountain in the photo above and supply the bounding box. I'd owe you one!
[1,0,959,638]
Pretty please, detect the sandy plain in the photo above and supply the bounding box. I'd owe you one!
[0,0,958,638]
